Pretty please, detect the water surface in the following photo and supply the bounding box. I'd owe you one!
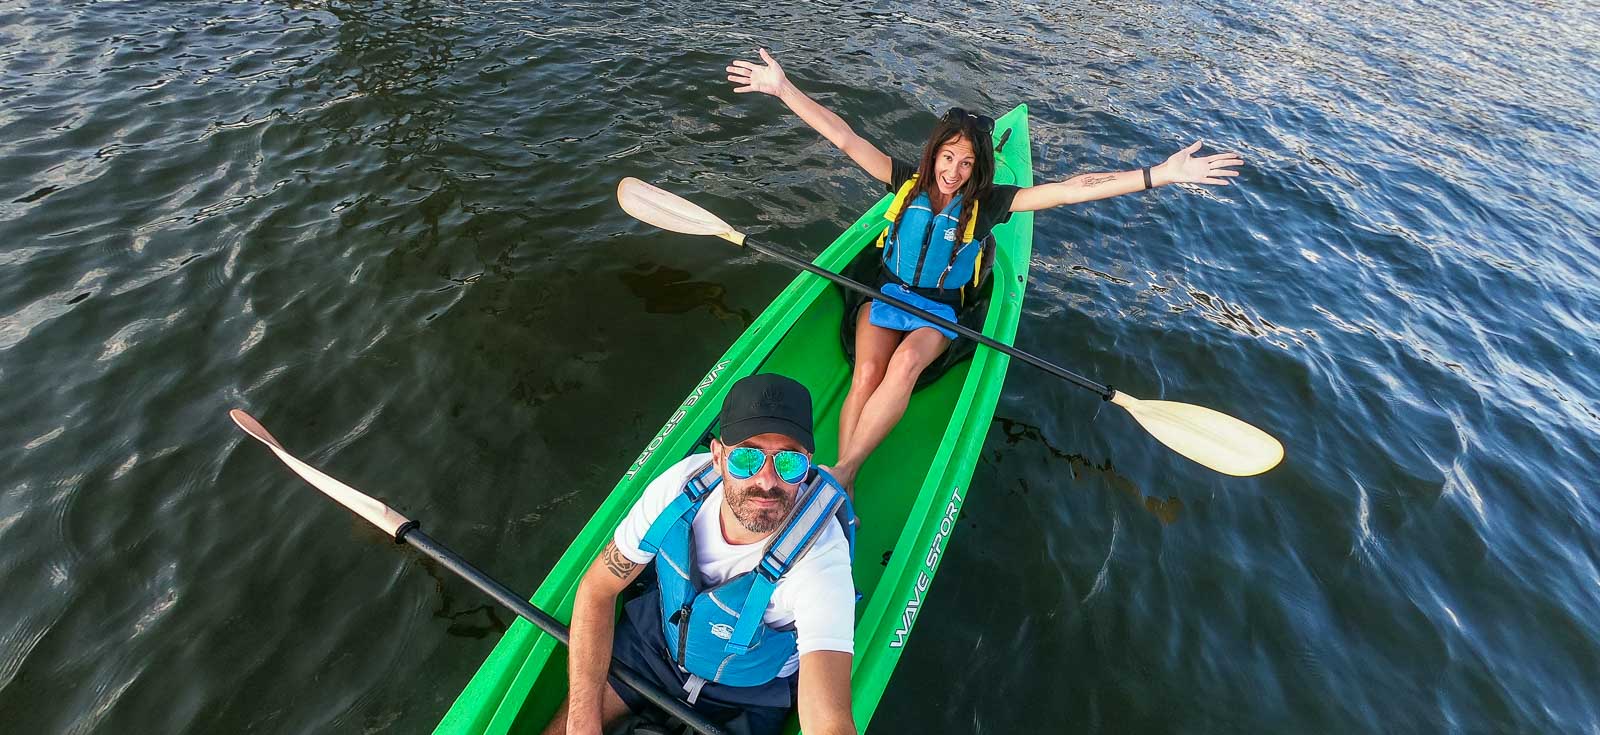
[1,0,1597,732]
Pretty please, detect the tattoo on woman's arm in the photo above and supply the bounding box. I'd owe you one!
[1081,174,1115,187]
[601,542,638,579]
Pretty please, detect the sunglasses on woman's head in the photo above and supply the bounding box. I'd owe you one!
[944,107,995,134]
[725,446,812,484]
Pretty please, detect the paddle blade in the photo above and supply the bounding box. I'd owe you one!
[230,409,414,538]
[1108,392,1284,476]
[230,408,286,450]
[616,177,745,243]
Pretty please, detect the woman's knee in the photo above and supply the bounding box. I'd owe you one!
[885,350,933,384]
[851,358,889,391]
[886,334,947,382]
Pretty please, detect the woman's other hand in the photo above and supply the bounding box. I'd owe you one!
[1156,140,1243,186]
[727,48,789,96]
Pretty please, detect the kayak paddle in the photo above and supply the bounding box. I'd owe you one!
[616,177,1284,477]
[228,409,730,735]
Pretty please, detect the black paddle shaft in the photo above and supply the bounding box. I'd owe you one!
[746,238,1115,400]
[398,527,731,735]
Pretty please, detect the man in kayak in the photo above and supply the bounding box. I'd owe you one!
[546,373,857,735]
[726,49,1244,490]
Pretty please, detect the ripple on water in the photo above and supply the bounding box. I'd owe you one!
[2,0,1600,733]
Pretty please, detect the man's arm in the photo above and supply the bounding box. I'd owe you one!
[1010,140,1243,212]
[566,541,647,735]
[797,650,856,735]
[727,49,893,184]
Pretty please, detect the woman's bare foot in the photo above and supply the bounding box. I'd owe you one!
[818,465,862,530]
[820,463,858,498]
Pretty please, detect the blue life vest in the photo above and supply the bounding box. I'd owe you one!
[877,175,983,290]
[637,460,856,692]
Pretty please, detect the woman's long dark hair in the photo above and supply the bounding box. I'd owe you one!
[888,113,996,249]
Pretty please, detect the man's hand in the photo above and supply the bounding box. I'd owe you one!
[727,48,789,97]
[1155,140,1243,186]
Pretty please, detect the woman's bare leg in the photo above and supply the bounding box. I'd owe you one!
[838,303,902,464]
[833,326,949,488]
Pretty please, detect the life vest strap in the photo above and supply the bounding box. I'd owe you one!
[638,460,720,555]
[683,461,721,501]
[683,674,708,704]
[759,473,848,579]
[724,573,779,654]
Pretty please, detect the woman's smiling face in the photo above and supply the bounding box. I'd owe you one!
[933,135,976,198]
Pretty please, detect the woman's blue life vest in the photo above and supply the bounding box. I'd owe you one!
[876,174,984,292]
[635,459,857,694]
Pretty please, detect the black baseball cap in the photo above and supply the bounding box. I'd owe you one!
[719,374,815,452]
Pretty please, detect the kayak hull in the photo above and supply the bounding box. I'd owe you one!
[437,104,1034,734]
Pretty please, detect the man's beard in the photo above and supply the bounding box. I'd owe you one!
[729,486,795,533]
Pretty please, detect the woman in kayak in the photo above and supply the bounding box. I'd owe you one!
[727,49,1242,490]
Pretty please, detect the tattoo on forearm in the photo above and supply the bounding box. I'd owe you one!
[1081,174,1115,187]
[601,542,638,579]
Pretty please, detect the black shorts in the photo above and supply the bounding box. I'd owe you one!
[608,587,798,735]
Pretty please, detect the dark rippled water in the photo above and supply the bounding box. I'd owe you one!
[3,1,1597,732]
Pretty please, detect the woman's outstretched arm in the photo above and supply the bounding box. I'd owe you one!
[1010,140,1242,212]
[727,48,894,184]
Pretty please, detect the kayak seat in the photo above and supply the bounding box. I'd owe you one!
[838,234,997,389]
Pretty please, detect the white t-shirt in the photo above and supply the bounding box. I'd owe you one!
[614,453,855,677]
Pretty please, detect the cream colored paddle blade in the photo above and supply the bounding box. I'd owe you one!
[229,409,413,538]
[1108,392,1284,476]
[616,177,746,244]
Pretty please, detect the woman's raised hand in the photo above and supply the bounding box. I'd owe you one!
[1157,140,1244,186]
[727,48,788,96]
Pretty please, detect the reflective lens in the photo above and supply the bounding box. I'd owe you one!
[727,447,767,478]
[771,451,810,483]
[726,447,811,483]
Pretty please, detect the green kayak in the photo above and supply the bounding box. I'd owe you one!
[437,103,1034,735]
